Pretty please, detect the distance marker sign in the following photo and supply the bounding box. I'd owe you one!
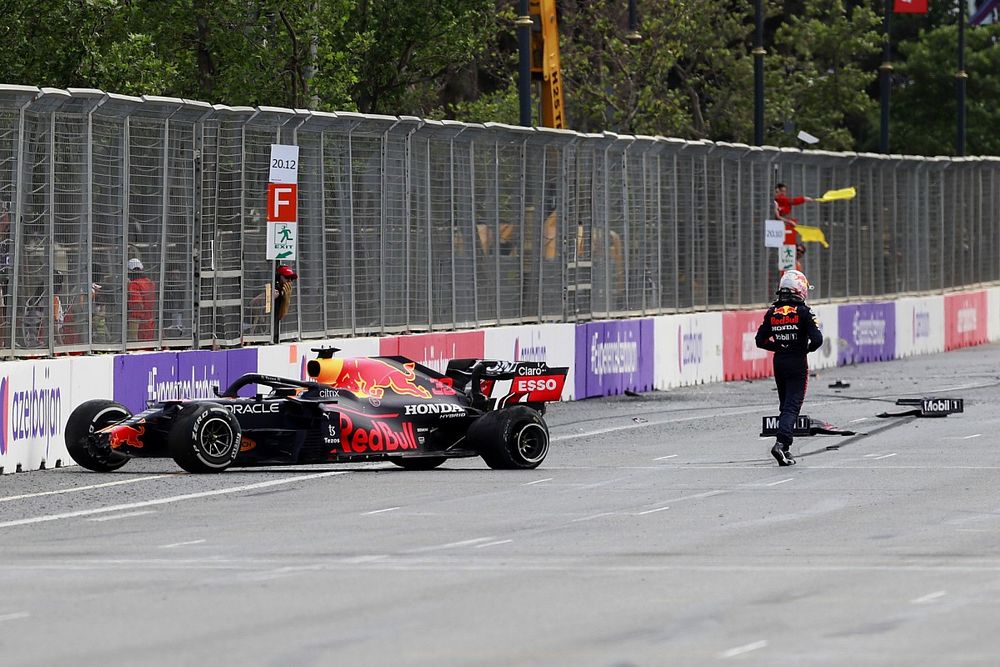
[266,144,299,260]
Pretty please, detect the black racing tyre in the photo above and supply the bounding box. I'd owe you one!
[64,399,133,472]
[167,403,241,474]
[469,406,550,470]
[390,456,448,471]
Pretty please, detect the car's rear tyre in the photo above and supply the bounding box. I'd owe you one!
[390,456,448,470]
[65,399,133,472]
[168,404,241,473]
[469,406,549,470]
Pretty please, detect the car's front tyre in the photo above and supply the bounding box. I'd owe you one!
[65,399,133,472]
[168,404,241,473]
[469,406,550,470]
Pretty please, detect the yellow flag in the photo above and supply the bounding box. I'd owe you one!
[815,186,856,203]
[796,225,829,248]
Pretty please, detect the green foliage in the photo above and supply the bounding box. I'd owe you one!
[891,22,1000,156]
[769,0,881,150]
[0,0,996,155]
[556,0,756,138]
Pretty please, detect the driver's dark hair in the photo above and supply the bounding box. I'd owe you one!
[775,182,787,190]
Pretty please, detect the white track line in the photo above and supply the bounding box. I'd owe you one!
[571,512,616,522]
[87,510,156,523]
[0,471,350,530]
[874,453,898,460]
[654,455,678,461]
[365,507,400,515]
[766,478,794,487]
[719,640,768,658]
[408,537,497,553]
[963,434,982,440]
[636,506,670,516]
[523,478,553,486]
[160,539,206,549]
[475,540,513,548]
[0,475,174,503]
[911,590,946,604]
[0,612,30,623]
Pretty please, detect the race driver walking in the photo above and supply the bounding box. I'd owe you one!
[755,270,823,466]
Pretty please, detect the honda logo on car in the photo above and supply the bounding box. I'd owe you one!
[515,376,560,393]
[0,368,62,457]
[404,403,465,415]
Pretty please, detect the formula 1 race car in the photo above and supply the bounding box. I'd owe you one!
[65,350,568,474]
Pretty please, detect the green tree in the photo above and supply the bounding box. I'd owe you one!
[768,0,881,150]
[891,22,1000,156]
[553,0,756,138]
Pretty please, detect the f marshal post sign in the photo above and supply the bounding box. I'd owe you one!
[266,144,299,260]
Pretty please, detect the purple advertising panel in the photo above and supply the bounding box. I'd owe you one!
[837,302,896,365]
[113,348,258,413]
[574,319,654,399]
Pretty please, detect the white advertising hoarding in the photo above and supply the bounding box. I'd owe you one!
[0,355,114,474]
[895,295,945,358]
[654,312,724,389]
[807,304,840,371]
[989,287,1000,343]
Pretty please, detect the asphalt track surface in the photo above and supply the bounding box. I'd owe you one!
[2,345,1000,666]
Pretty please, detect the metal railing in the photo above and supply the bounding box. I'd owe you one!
[1,85,999,357]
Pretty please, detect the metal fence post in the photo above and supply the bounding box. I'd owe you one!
[120,114,130,351]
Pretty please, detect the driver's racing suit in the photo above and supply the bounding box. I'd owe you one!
[755,294,823,463]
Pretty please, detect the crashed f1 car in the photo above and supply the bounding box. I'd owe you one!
[65,350,568,474]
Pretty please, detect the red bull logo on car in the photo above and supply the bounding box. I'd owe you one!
[338,413,418,453]
[0,368,62,458]
[310,357,432,400]
[104,420,146,450]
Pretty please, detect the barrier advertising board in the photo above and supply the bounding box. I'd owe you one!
[806,304,840,371]
[112,349,258,413]
[574,319,654,398]
[838,302,896,365]
[895,296,945,358]
[944,290,988,351]
[653,312,724,389]
[990,287,1000,343]
[722,309,772,381]
[0,355,114,473]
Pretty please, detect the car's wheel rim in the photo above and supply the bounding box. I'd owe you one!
[90,407,129,433]
[199,417,236,460]
[515,423,548,464]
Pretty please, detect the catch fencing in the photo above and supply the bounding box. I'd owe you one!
[1,84,998,357]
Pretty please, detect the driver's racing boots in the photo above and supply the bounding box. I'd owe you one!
[770,442,796,467]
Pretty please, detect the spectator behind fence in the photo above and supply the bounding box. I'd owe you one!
[127,258,157,342]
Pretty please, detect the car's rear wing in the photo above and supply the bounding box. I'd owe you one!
[446,359,568,409]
